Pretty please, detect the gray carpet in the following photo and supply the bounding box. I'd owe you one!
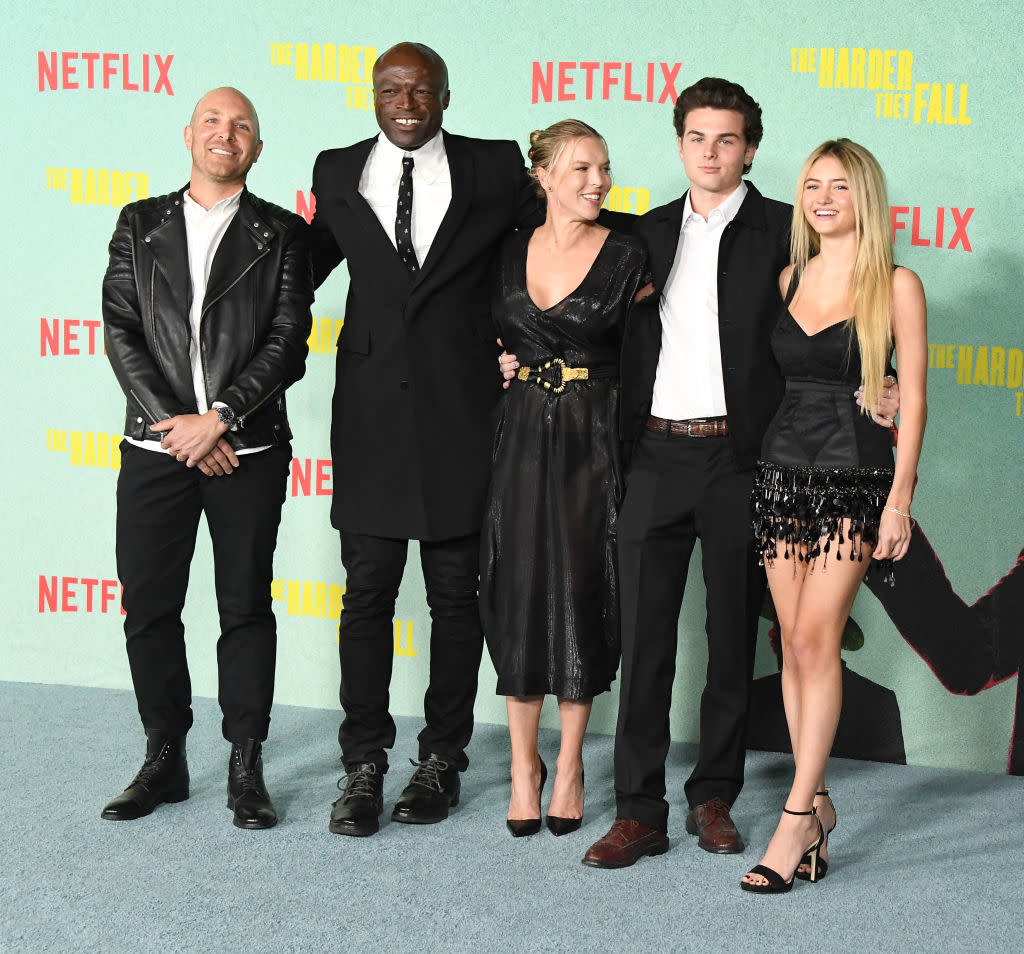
[1,681,1020,954]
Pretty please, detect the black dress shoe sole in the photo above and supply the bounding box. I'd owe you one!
[100,789,189,821]
[329,816,380,836]
[581,837,669,868]
[233,815,278,830]
[390,804,454,825]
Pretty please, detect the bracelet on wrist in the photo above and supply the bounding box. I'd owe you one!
[883,505,910,518]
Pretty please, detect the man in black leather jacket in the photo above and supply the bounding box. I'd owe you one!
[99,87,313,829]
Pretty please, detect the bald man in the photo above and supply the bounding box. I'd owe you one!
[100,87,313,829]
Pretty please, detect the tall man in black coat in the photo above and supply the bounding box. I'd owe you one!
[581,78,898,868]
[309,42,534,836]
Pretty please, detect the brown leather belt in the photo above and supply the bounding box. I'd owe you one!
[646,414,729,438]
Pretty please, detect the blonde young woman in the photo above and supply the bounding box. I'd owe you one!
[741,140,927,893]
[479,121,650,837]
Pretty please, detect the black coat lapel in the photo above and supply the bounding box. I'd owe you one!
[416,131,473,281]
[646,195,685,290]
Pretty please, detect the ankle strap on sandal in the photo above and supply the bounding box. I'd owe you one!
[783,806,817,816]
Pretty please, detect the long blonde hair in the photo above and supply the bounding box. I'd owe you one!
[791,139,894,415]
[527,119,607,197]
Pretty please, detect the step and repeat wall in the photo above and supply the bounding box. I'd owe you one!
[6,1,1021,774]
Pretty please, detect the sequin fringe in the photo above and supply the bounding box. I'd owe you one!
[752,461,895,585]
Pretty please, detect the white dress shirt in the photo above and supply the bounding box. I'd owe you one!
[129,188,265,456]
[358,130,451,267]
[650,181,748,420]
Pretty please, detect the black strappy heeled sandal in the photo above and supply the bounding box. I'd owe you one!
[797,789,836,881]
[741,807,824,894]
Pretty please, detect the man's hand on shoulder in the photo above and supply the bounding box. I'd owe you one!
[151,411,229,468]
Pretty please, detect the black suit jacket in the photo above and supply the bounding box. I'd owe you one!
[618,181,792,469]
[309,131,536,539]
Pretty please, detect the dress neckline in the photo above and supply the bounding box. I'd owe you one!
[787,309,852,338]
[784,265,853,337]
[523,229,612,313]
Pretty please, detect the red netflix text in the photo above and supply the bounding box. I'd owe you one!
[297,190,317,225]
[38,52,174,94]
[39,576,124,614]
[41,318,103,356]
[890,206,973,251]
[531,61,682,104]
[291,458,333,497]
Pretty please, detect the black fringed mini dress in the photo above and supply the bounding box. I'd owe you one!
[480,228,648,699]
[752,271,894,573]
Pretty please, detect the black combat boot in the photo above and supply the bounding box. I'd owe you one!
[227,739,278,830]
[101,736,189,820]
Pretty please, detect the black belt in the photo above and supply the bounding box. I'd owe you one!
[516,358,617,394]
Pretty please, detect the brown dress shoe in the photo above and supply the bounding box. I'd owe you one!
[581,819,669,868]
[685,797,744,853]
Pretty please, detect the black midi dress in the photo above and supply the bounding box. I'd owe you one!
[480,228,648,699]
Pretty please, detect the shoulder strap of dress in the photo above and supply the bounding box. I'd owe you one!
[783,265,801,306]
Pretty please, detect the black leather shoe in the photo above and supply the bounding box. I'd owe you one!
[227,739,278,830]
[101,737,189,821]
[329,763,384,836]
[391,754,460,825]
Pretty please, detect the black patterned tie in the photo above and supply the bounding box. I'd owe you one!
[395,156,418,273]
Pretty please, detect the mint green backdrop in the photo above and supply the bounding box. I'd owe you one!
[4,1,1020,773]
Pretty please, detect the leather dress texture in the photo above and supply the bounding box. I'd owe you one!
[480,229,648,699]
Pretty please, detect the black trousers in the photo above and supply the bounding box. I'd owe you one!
[614,431,764,830]
[115,441,290,743]
[337,531,484,773]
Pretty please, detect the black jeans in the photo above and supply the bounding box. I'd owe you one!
[613,431,763,830]
[337,531,484,773]
[115,441,290,743]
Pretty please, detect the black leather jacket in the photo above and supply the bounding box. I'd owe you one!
[102,186,313,449]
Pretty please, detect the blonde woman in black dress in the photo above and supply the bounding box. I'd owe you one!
[742,140,927,892]
[480,121,650,836]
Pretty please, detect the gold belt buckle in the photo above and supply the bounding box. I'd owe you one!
[515,357,589,394]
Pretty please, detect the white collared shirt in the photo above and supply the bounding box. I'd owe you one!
[650,180,748,420]
[358,130,451,267]
[128,188,265,455]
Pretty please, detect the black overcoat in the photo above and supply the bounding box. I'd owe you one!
[309,131,535,539]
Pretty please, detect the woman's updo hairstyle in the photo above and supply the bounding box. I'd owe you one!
[527,119,607,197]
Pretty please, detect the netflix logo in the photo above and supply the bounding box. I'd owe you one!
[531,61,682,104]
[38,52,174,94]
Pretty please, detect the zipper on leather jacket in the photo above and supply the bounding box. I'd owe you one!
[237,381,282,429]
[200,248,269,319]
[198,247,271,419]
[129,389,159,424]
